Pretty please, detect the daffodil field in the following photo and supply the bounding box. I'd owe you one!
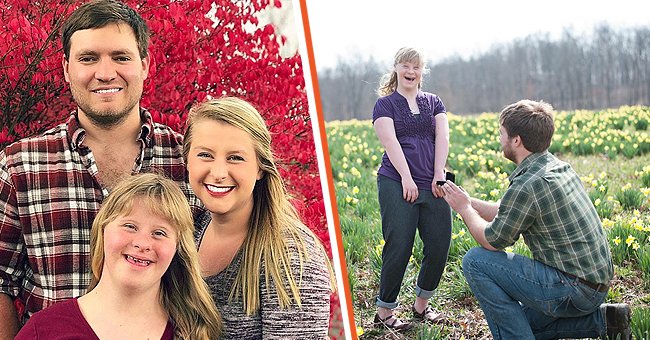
[327,106,650,339]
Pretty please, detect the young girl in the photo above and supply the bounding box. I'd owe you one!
[183,97,333,339]
[16,173,221,339]
[372,47,452,330]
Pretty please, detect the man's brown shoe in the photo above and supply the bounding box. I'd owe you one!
[602,303,631,340]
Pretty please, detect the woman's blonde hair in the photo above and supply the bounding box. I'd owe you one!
[88,173,222,339]
[183,97,333,315]
[377,47,428,97]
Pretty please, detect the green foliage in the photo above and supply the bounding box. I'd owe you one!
[512,240,533,258]
[369,239,383,281]
[638,245,650,286]
[346,262,358,303]
[415,324,447,340]
[583,174,616,219]
[606,284,625,302]
[607,221,647,266]
[616,187,645,211]
[412,234,424,265]
[448,217,480,261]
[596,200,616,220]
[640,166,650,188]
[552,107,650,159]
[631,307,650,340]
[438,261,473,300]
[341,216,379,264]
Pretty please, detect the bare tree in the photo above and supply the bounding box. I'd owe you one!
[318,24,650,120]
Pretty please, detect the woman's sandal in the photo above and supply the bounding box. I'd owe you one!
[412,305,446,323]
[373,313,414,331]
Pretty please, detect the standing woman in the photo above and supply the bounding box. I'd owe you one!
[184,97,333,339]
[372,47,452,330]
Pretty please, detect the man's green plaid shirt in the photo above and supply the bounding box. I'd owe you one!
[485,151,613,285]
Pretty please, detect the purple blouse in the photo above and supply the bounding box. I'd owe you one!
[372,91,446,190]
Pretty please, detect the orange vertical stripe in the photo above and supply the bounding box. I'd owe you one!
[297,1,357,339]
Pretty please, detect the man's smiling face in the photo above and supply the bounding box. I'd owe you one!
[63,22,149,127]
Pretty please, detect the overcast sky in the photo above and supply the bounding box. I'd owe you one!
[305,0,650,70]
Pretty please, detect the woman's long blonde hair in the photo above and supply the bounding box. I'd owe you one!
[183,97,334,315]
[88,173,222,339]
[377,47,428,97]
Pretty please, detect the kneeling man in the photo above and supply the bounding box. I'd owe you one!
[442,99,630,340]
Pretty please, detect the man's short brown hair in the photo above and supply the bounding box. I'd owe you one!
[61,0,150,60]
[499,99,555,153]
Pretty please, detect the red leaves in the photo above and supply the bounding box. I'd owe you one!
[1,2,74,138]
[149,110,181,131]
[0,127,14,147]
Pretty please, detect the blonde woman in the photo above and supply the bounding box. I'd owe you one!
[183,97,333,339]
[373,47,452,330]
[16,173,221,339]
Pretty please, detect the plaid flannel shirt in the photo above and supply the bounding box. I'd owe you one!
[485,151,613,285]
[0,109,201,322]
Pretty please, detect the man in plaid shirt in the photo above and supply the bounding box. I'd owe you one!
[441,100,631,339]
[0,1,202,337]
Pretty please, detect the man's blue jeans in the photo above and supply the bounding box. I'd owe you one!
[462,247,607,340]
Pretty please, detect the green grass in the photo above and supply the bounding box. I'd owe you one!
[328,106,650,339]
[632,307,650,339]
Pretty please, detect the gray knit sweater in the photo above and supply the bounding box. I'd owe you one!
[195,212,331,339]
